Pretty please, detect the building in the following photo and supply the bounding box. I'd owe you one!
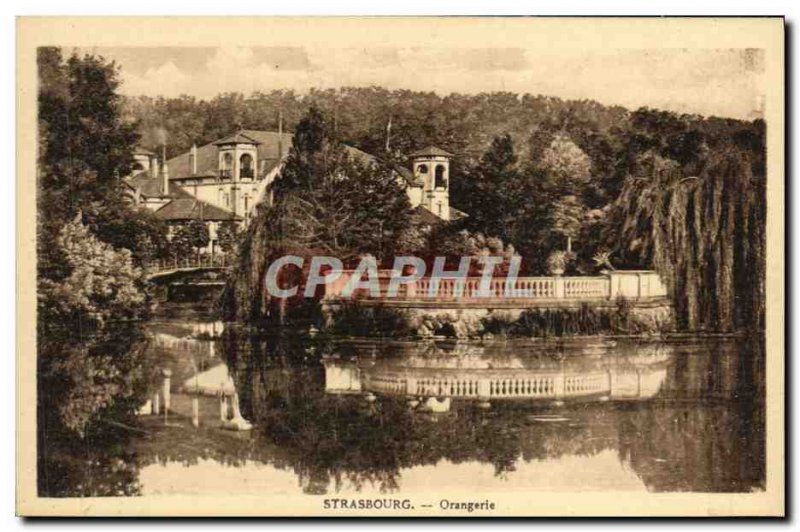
[126,129,463,255]
[408,145,454,221]
[132,146,158,176]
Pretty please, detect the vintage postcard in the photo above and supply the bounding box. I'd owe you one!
[16,17,784,516]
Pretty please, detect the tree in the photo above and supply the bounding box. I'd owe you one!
[538,133,592,194]
[269,106,412,260]
[217,222,240,254]
[224,107,414,322]
[171,221,210,259]
[37,47,169,276]
[601,143,765,332]
[551,195,585,253]
[83,204,170,265]
[196,88,766,330]
[37,47,173,331]
[453,134,525,243]
[38,214,148,327]
[38,48,140,191]
[187,220,210,254]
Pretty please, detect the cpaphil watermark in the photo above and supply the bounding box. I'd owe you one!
[264,255,537,299]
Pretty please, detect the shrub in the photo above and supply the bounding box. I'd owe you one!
[38,215,149,328]
[328,302,413,337]
[480,299,666,338]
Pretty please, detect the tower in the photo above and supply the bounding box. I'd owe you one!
[409,146,453,221]
[213,131,261,217]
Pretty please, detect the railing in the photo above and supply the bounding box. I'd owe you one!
[356,368,663,400]
[416,377,480,398]
[144,254,231,275]
[324,270,668,302]
[564,277,609,299]
[489,376,557,398]
[414,277,559,299]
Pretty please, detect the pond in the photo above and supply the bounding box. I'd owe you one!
[38,301,766,497]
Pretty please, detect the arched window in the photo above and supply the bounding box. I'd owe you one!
[417,164,428,174]
[240,154,254,179]
[435,165,447,188]
[221,153,233,179]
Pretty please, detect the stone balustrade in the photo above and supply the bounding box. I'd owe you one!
[325,361,668,403]
[323,269,668,302]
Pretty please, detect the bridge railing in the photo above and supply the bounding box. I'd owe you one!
[144,254,232,274]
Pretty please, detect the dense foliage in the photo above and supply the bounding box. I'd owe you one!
[37,47,169,316]
[129,79,766,332]
[36,48,164,494]
[223,107,414,322]
[37,324,154,496]
[38,215,148,327]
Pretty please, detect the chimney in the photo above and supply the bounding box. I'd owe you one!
[161,162,170,195]
[189,144,198,175]
[161,143,168,194]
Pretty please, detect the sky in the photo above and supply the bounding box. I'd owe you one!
[139,450,647,496]
[77,46,766,120]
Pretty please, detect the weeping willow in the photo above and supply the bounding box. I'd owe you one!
[220,201,289,323]
[606,148,765,332]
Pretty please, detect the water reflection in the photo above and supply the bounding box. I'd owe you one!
[38,303,766,497]
[323,342,672,410]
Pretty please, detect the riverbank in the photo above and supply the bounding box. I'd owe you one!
[321,298,673,339]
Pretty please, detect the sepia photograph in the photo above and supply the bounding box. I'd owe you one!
[15,16,785,517]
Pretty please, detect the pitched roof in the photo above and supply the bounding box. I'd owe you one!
[138,129,422,188]
[394,163,421,186]
[159,130,294,180]
[125,172,190,199]
[212,131,262,146]
[409,146,454,158]
[410,205,445,226]
[126,172,166,197]
[154,198,243,222]
[449,206,469,220]
[338,145,421,187]
[409,205,469,225]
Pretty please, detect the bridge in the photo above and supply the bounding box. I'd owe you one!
[144,256,231,282]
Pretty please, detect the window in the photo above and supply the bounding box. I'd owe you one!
[220,153,233,179]
[435,165,447,188]
[240,154,254,179]
[417,164,429,174]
